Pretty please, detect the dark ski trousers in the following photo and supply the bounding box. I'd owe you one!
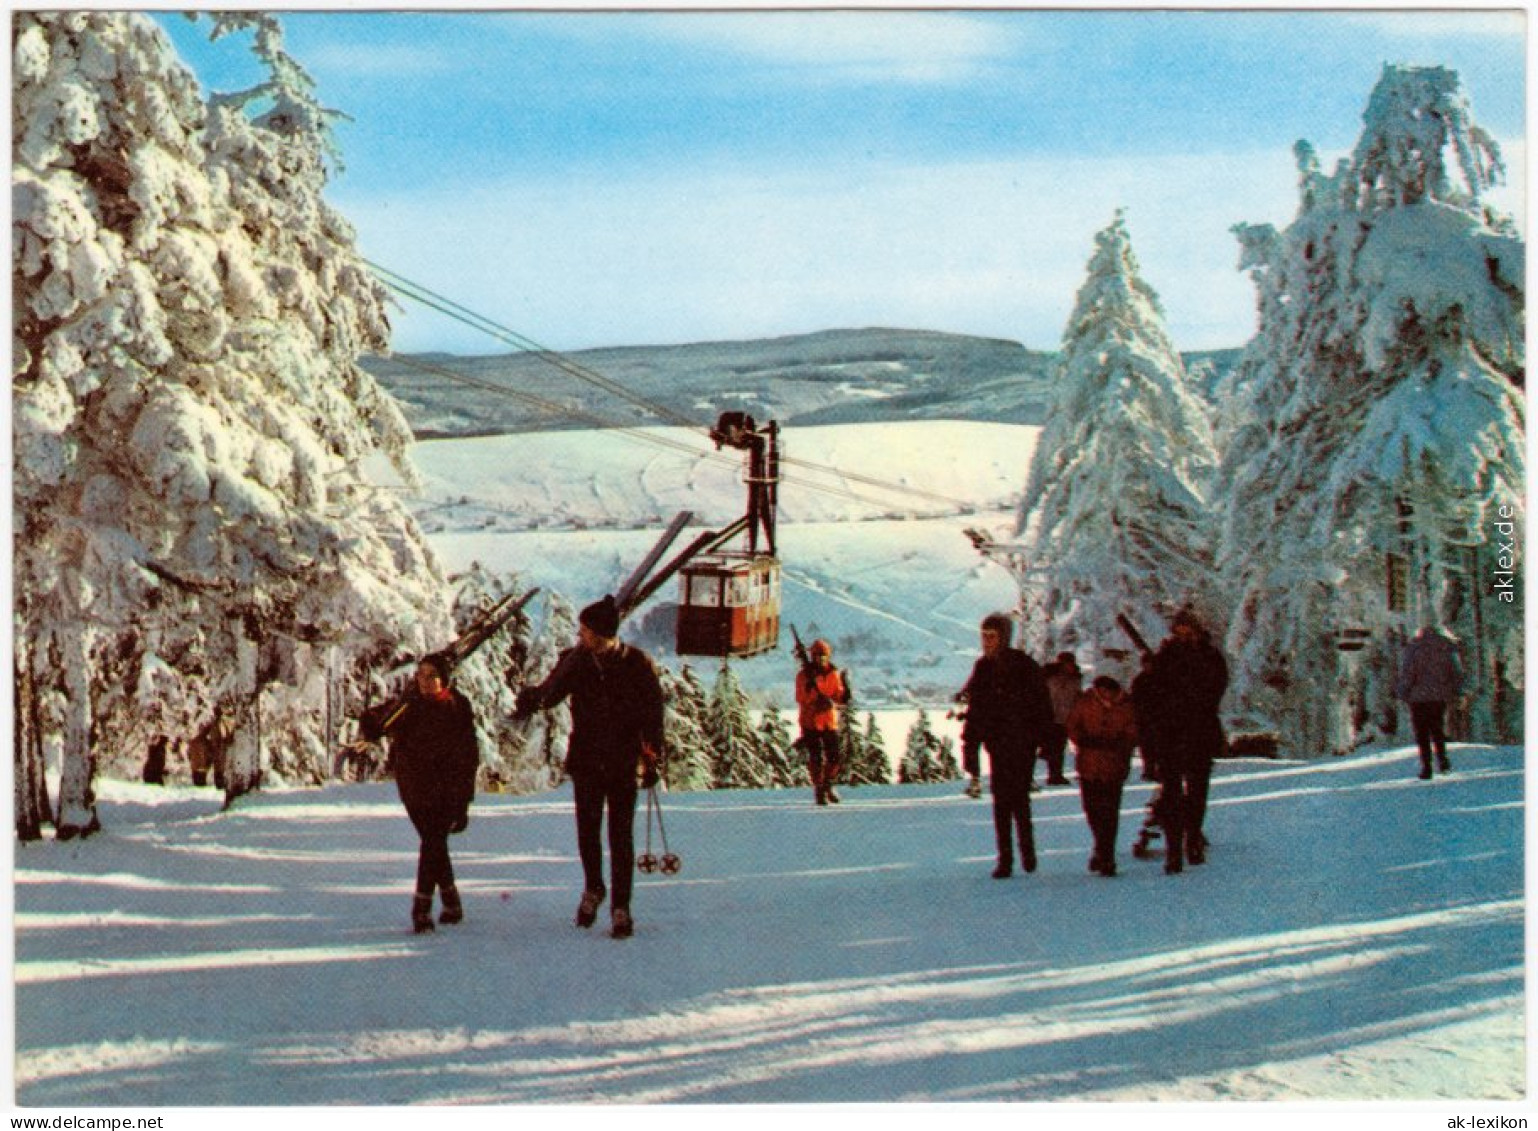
[803,729,840,779]
[987,740,1037,869]
[408,804,458,900]
[1039,723,1069,781]
[1079,779,1124,865]
[1158,743,1213,867]
[573,773,639,911]
[1409,701,1450,772]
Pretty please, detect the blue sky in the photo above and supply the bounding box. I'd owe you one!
[157,9,1526,355]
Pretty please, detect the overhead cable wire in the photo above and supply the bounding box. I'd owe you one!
[387,352,936,512]
[370,261,994,513]
[368,261,705,431]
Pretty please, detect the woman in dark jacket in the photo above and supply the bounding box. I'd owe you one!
[361,653,480,933]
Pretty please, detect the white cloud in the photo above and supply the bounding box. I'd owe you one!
[551,11,1022,85]
[340,148,1307,356]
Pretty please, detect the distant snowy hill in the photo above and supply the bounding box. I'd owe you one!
[362,328,1240,437]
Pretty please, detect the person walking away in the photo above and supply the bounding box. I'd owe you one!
[796,638,851,805]
[959,613,1054,878]
[1067,675,1138,876]
[1144,610,1228,874]
[1395,625,1464,780]
[515,595,664,940]
[1041,652,1082,786]
[358,653,480,933]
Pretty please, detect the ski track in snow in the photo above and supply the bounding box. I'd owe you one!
[12,743,1525,1106]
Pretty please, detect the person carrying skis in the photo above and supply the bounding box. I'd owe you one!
[358,653,480,934]
[1141,609,1228,874]
[1040,651,1083,786]
[1067,675,1138,877]
[1395,624,1464,780]
[796,638,851,805]
[515,595,664,940]
[959,613,1054,879]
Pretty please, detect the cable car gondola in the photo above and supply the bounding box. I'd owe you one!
[675,413,780,658]
[610,413,782,659]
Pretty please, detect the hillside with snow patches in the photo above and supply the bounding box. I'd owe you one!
[364,330,1241,437]
[402,419,1031,705]
[13,741,1523,1105]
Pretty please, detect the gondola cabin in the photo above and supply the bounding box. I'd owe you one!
[676,552,781,658]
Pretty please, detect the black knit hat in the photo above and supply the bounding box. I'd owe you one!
[579,594,620,638]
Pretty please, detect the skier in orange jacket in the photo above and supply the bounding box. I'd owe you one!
[796,639,851,805]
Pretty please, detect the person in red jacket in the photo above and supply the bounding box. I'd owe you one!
[1067,675,1138,877]
[796,639,851,805]
[359,653,480,933]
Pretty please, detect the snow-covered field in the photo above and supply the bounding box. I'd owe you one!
[13,742,1524,1109]
[408,421,1031,702]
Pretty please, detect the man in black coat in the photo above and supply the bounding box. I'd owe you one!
[1142,610,1228,874]
[959,613,1054,879]
[360,653,480,933]
[516,595,664,939]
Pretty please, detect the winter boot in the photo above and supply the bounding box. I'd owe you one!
[610,908,634,940]
[964,776,982,799]
[411,893,435,934]
[824,762,843,804]
[991,861,1013,879]
[1438,754,1452,773]
[438,885,464,925]
[575,887,606,929]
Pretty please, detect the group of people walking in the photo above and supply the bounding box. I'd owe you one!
[956,609,1229,881]
[360,593,1463,938]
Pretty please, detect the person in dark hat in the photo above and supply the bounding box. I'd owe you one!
[515,595,664,939]
[359,652,480,933]
[1141,609,1228,874]
[958,613,1054,879]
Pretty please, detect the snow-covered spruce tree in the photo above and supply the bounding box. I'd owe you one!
[1218,65,1524,754]
[754,698,800,787]
[707,662,770,789]
[1015,211,1219,659]
[659,664,714,791]
[899,709,943,783]
[836,696,886,786]
[12,13,450,835]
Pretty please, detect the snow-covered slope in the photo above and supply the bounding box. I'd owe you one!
[13,741,1523,1104]
[409,421,1034,703]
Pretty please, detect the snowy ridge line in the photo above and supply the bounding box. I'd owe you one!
[378,275,989,512]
